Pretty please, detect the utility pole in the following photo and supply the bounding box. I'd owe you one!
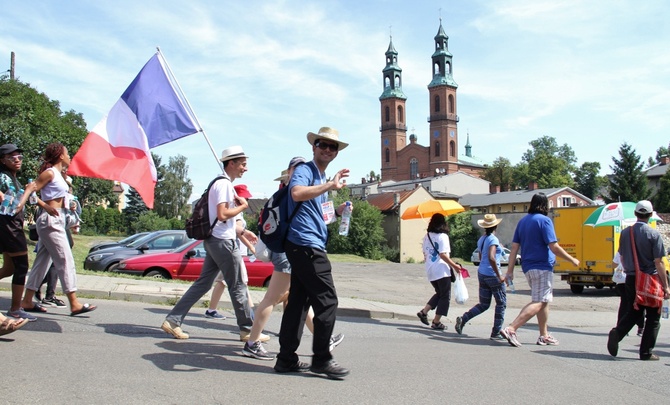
[9,51,15,80]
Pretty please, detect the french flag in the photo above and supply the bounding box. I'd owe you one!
[68,53,199,208]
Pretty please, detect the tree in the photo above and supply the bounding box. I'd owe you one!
[154,154,192,219]
[0,76,116,206]
[606,143,649,203]
[482,157,514,191]
[326,188,386,260]
[647,143,670,167]
[123,187,148,233]
[573,162,606,200]
[653,168,670,213]
[519,135,577,189]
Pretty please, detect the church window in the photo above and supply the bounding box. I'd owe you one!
[385,77,390,88]
[410,158,418,179]
[385,106,390,122]
[448,94,454,113]
[397,106,403,122]
[434,95,440,112]
[433,62,440,75]
[385,148,390,163]
[395,74,401,87]
[449,140,455,157]
[435,142,440,157]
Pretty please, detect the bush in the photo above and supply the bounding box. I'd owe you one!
[381,245,400,263]
[446,211,479,260]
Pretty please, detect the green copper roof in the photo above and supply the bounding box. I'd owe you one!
[379,88,407,100]
[429,75,458,88]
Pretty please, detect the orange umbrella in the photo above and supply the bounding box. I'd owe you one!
[401,200,464,220]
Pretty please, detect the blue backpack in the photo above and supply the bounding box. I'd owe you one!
[258,162,314,252]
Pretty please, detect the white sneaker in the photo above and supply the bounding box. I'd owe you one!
[240,330,270,342]
[536,335,559,346]
[242,341,275,361]
[329,333,344,351]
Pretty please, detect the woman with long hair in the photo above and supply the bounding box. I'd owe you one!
[455,214,507,339]
[18,143,96,316]
[0,143,32,323]
[417,213,462,330]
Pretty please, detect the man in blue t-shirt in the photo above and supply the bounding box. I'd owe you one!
[502,193,579,347]
[274,127,351,380]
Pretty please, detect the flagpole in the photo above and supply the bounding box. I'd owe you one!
[156,47,223,172]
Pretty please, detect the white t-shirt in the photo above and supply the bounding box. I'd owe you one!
[422,232,453,282]
[236,214,248,256]
[208,176,236,240]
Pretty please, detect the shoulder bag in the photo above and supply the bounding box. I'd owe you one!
[630,226,664,312]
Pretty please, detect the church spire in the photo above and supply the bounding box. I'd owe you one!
[465,131,472,157]
[380,36,407,100]
[429,19,458,88]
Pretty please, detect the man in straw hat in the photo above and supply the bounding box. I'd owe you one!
[502,193,579,348]
[273,127,350,379]
[162,145,269,343]
[455,214,508,340]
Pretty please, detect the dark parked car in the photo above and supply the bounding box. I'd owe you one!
[115,240,274,287]
[88,232,150,253]
[84,230,191,272]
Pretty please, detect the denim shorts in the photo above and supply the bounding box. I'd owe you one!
[271,251,291,274]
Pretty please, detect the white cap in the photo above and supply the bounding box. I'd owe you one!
[635,200,653,214]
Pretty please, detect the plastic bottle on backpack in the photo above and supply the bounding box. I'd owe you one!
[1,185,16,215]
[28,178,38,205]
[338,201,352,236]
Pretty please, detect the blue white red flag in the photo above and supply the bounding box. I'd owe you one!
[68,53,199,208]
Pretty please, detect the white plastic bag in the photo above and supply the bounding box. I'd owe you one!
[453,272,469,304]
[612,265,626,284]
[254,238,272,262]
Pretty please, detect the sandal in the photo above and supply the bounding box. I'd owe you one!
[417,311,429,326]
[0,318,29,336]
[70,303,97,316]
[23,304,47,313]
[431,321,446,330]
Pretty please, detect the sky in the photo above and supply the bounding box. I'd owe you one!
[1,0,668,202]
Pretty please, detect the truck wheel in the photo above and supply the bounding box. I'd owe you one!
[570,284,585,294]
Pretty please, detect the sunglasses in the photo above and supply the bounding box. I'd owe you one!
[316,142,338,152]
[4,154,23,162]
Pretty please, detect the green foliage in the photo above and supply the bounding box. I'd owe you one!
[647,143,670,167]
[326,188,387,260]
[653,168,670,213]
[80,206,125,235]
[244,212,259,235]
[446,211,479,260]
[606,143,650,203]
[154,154,192,219]
[573,161,606,199]
[482,157,514,191]
[519,136,577,189]
[122,187,148,233]
[132,211,172,233]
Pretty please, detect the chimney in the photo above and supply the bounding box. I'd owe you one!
[361,177,366,184]
[528,182,538,191]
[489,184,500,194]
[661,155,670,165]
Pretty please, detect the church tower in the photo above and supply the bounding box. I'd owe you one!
[379,36,407,181]
[427,20,459,172]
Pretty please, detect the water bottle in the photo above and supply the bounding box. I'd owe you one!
[1,186,16,215]
[506,275,515,293]
[28,178,38,205]
[662,299,669,320]
[338,201,352,236]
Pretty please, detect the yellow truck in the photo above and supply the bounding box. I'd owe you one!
[550,206,620,294]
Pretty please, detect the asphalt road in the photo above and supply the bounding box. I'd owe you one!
[2,294,669,404]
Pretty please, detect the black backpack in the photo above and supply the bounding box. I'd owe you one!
[258,162,314,253]
[185,175,226,240]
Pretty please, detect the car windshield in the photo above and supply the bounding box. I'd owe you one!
[127,232,160,248]
[173,240,201,253]
[119,233,148,245]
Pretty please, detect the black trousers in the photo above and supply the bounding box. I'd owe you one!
[277,240,338,367]
[614,275,661,359]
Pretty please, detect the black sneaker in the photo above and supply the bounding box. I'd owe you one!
[455,316,464,335]
[607,328,619,357]
[641,354,660,361]
[274,360,310,373]
[242,341,274,361]
[417,311,429,326]
[329,333,344,352]
[310,359,350,380]
[42,297,67,308]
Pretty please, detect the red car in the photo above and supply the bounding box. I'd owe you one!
[115,240,273,287]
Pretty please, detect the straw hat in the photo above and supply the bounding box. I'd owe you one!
[477,214,502,229]
[306,127,349,150]
[220,145,249,162]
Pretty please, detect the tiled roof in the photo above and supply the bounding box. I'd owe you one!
[365,189,417,212]
[459,187,593,207]
[644,163,669,178]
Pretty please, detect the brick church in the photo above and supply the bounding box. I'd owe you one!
[379,20,486,182]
